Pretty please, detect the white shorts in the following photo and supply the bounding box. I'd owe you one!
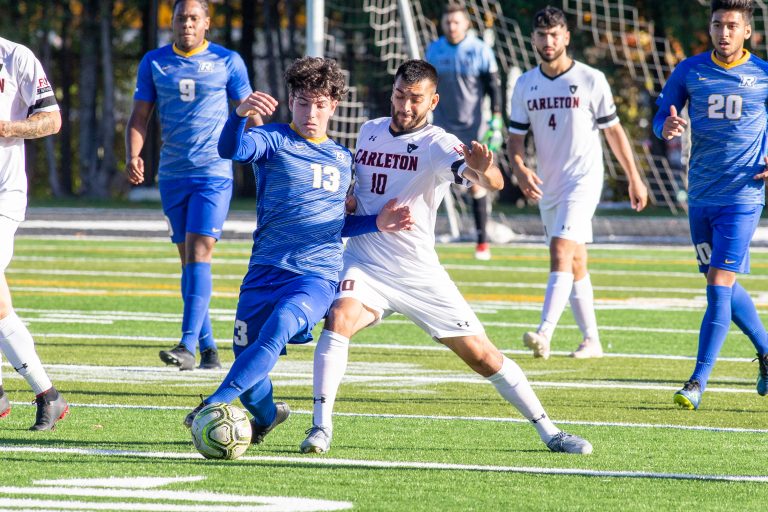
[540,200,597,245]
[0,215,19,272]
[337,263,484,340]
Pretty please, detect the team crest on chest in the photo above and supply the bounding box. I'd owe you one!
[198,62,215,73]
[739,75,757,87]
[569,84,578,94]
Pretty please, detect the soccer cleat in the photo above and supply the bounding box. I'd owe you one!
[523,331,551,360]
[300,425,332,454]
[159,344,195,371]
[29,389,69,431]
[0,393,10,419]
[474,242,491,261]
[570,338,604,359]
[183,398,207,429]
[198,348,222,370]
[756,353,768,396]
[251,402,290,445]
[674,379,702,410]
[546,431,593,454]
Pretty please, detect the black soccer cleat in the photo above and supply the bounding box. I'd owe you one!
[198,348,222,370]
[159,344,195,371]
[756,353,768,396]
[29,388,69,431]
[251,402,290,444]
[183,397,207,429]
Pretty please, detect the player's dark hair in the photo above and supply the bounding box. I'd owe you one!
[173,0,209,15]
[711,0,754,23]
[394,60,439,88]
[443,2,470,20]
[285,57,348,101]
[532,5,569,31]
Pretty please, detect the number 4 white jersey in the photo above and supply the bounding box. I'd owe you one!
[346,117,471,280]
[508,61,619,209]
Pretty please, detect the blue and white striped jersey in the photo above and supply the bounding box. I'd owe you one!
[240,123,353,281]
[654,50,768,206]
[134,41,251,180]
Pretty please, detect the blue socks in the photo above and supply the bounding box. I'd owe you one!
[692,285,733,391]
[731,281,768,354]
[180,262,214,353]
[206,303,305,421]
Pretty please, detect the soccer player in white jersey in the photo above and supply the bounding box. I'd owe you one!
[0,36,69,430]
[301,59,592,455]
[507,6,648,360]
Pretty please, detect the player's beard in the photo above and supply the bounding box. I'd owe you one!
[390,106,429,132]
[536,45,566,63]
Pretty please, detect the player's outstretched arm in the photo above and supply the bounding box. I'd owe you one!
[125,99,154,185]
[235,91,278,119]
[602,123,648,212]
[461,141,504,191]
[375,198,414,232]
[506,133,543,201]
[0,110,61,140]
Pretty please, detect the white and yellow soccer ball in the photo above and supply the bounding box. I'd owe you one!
[191,403,252,460]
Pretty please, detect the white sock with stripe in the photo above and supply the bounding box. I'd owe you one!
[0,311,52,395]
[312,329,350,432]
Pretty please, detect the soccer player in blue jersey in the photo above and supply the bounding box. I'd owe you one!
[125,0,267,371]
[654,0,768,410]
[426,3,503,260]
[181,57,413,442]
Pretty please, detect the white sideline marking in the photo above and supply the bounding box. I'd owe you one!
[0,445,765,484]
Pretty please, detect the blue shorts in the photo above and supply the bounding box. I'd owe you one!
[159,177,233,244]
[689,204,763,274]
[233,265,338,356]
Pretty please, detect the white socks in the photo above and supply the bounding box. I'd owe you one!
[538,271,574,340]
[0,311,52,395]
[486,356,560,442]
[312,329,350,431]
[570,274,600,342]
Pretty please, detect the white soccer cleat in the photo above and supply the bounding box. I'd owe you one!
[474,243,491,261]
[300,425,332,454]
[546,431,593,454]
[570,338,603,359]
[523,331,551,360]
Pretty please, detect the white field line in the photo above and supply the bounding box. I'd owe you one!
[0,445,766,483]
[7,268,245,281]
[5,400,767,435]
[28,331,757,362]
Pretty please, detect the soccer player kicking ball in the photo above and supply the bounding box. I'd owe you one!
[654,0,768,410]
[301,59,592,455]
[0,36,68,430]
[507,6,648,361]
[182,57,413,443]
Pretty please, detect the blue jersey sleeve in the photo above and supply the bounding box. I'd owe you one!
[653,61,690,139]
[219,113,287,163]
[341,215,379,237]
[133,53,156,103]
[226,52,252,101]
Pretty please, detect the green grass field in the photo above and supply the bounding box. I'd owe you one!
[1,236,767,511]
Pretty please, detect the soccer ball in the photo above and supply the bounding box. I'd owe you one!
[190,403,252,460]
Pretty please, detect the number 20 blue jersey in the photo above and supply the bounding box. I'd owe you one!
[654,51,768,206]
[134,41,251,181]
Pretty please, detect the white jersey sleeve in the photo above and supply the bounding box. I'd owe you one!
[508,74,531,135]
[592,71,619,129]
[429,130,472,188]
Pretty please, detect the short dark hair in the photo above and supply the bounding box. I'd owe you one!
[532,5,568,31]
[173,0,209,15]
[285,57,348,101]
[394,60,439,88]
[711,0,754,23]
[443,2,469,19]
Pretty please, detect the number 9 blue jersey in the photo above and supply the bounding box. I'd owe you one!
[134,41,252,181]
[654,50,768,207]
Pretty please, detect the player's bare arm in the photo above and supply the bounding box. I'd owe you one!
[235,91,279,118]
[602,123,649,211]
[661,105,688,140]
[460,141,503,191]
[0,110,61,139]
[375,198,414,232]
[754,156,768,182]
[124,99,155,185]
[506,132,543,201]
